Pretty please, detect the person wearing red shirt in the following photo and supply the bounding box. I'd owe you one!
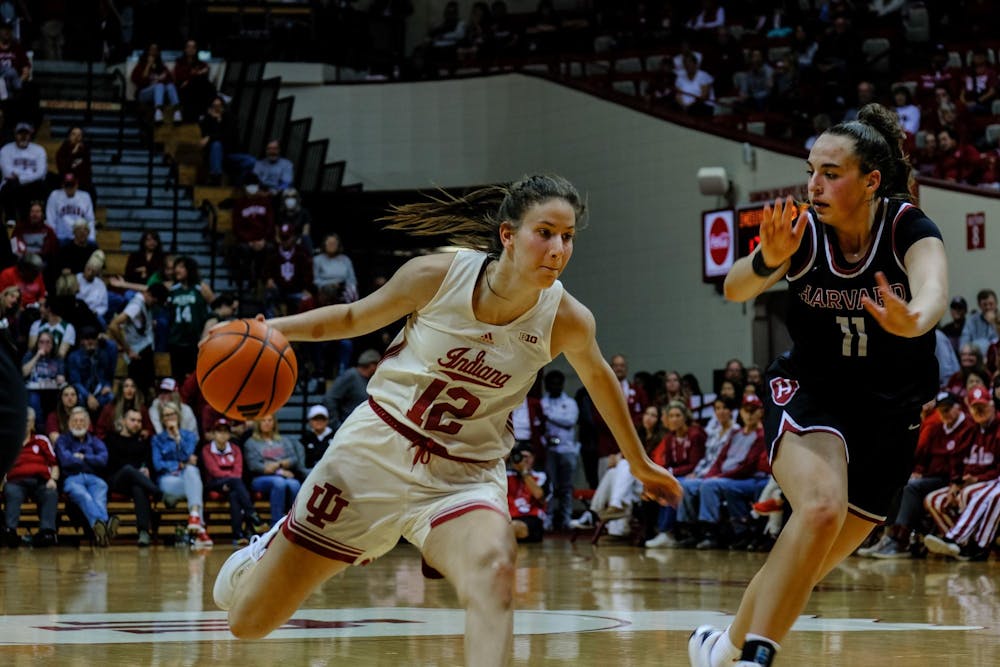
[924,386,1000,536]
[692,394,770,549]
[650,400,707,478]
[506,444,547,542]
[11,203,59,265]
[867,391,974,558]
[934,127,983,184]
[229,176,274,293]
[589,353,649,478]
[3,407,59,547]
[130,42,181,123]
[0,253,46,308]
[202,418,265,545]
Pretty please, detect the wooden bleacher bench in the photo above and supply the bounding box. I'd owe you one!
[104,250,128,276]
[194,185,237,210]
[96,228,121,250]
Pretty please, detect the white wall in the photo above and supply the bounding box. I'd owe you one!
[281,74,1000,385]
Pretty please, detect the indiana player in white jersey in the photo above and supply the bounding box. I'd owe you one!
[211,174,682,666]
[690,105,949,667]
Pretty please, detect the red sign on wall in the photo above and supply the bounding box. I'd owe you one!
[967,212,985,250]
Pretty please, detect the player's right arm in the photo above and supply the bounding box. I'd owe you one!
[724,196,807,302]
[265,253,455,343]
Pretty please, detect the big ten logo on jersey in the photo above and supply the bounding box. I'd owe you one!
[518,331,539,345]
[304,482,350,529]
[769,377,799,406]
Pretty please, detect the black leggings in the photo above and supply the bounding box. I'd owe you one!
[207,477,256,536]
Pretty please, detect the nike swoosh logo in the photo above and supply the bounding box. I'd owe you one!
[908,424,921,430]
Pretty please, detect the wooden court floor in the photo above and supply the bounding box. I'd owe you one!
[1,537,997,666]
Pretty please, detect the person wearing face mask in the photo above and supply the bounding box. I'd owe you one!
[277,188,313,253]
[230,174,274,294]
[252,140,294,193]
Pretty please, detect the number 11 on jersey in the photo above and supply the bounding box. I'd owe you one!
[836,316,868,357]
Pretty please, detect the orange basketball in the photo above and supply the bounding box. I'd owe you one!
[197,319,297,421]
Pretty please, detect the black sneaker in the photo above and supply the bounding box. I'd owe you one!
[31,530,57,548]
[4,527,21,548]
[956,544,990,562]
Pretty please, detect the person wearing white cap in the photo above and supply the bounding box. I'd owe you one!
[299,405,334,472]
[321,349,381,432]
[149,377,198,435]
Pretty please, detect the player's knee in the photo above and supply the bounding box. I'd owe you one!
[797,497,846,533]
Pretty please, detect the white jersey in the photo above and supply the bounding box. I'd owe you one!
[367,250,563,461]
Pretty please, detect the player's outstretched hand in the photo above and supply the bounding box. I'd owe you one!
[861,271,921,337]
[759,195,808,269]
[635,462,683,507]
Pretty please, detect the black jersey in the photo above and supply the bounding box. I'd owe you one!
[782,198,941,408]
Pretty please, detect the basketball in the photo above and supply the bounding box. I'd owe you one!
[197,319,297,420]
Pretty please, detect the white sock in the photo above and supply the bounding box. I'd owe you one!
[710,626,742,666]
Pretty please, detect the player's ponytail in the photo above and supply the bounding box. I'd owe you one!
[381,174,586,257]
[825,103,913,201]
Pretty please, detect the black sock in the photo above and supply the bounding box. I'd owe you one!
[741,638,779,666]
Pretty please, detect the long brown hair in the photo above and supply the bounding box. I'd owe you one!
[379,174,586,258]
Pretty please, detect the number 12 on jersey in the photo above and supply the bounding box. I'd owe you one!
[406,379,481,435]
[836,316,868,357]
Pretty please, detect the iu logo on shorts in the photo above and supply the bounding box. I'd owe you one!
[769,377,800,406]
[304,482,350,529]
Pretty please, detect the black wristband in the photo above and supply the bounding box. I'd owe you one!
[751,250,779,277]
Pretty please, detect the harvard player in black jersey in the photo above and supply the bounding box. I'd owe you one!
[689,104,949,667]
[0,325,27,476]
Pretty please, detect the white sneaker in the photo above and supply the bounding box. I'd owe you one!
[172,109,182,123]
[857,534,893,558]
[688,624,724,667]
[924,534,961,558]
[645,532,678,548]
[153,108,164,123]
[568,512,595,530]
[213,515,286,610]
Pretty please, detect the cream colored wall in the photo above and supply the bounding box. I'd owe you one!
[282,74,1000,384]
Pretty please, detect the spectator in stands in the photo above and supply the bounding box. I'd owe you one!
[0,19,31,97]
[173,40,217,123]
[104,406,162,547]
[814,15,861,98]
[151,401,213,548]
[866,391,973,558]
[46,383,81,444]
[276,188,313,252]
[12,202,58,265]
[674,52,714,116]
[253,140,295,193]
[0,285,20,347]
[21,331,64,417]
[937,329,961,387]
[687,394,768,549]
[842,80,875,123]
[646,56,676,106]
[313,232,358,306]
[96,377,154,440]
[322,349,380,432]
[48,218,98,289]
[540,368,578,533]
[244,414,306,525]
[3,407,60,548]
[75,250,108,326]
[507,443,546,543]
[944,342,988,397]
[893,86,921,138]
[123,230,165,286]
[198,95,254,186]
[704,26,744,98]
[202,417,266,545]
[934,127,983,184]
[0,251,44,310]
[262,223,314,318]
[790,24,819,71]
[57,406,116,547]
[923,386,1000,544]
[200,292,238,338]
[687,0,725,31]
[108,282,167,395]
[804,112,833,151]
[419,0,464,73]
[149,377,198,435]
[959,48,998,115]
[960,288,998,355]
[299,404,335,472]
[230,174,274,293]
[28,297,75,358]
[0,122,48,222]
[918,45,957,104]
[456,2,492,62]
[737,48,774,112]
[55,127,94,201]
[942,295,968,354]
[487,0,519,56]
[66,326,117,416]
[661,370,689,407]
[167,256,209,382]
[131,42,182,123]
[913,129,939,177]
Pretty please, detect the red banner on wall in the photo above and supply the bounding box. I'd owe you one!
[967,212,985,250]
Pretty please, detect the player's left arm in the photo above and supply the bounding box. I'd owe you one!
[862,236,948,338]
[553,294,681,505]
